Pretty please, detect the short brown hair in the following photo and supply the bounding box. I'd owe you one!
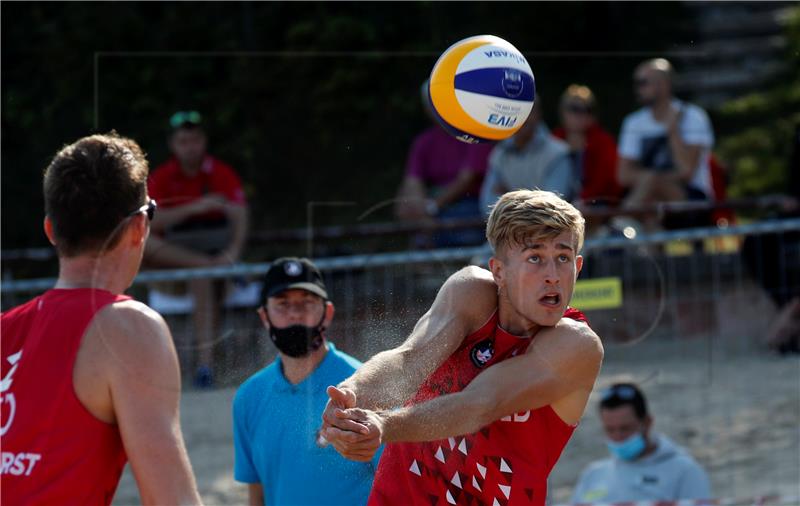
[43,133,149,257]
[486,190,585,255]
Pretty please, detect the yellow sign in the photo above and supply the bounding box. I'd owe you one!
[570,277,623,311]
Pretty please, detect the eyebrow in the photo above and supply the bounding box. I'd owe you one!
[522,243,574,252]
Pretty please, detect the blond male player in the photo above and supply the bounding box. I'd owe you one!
[323,190,603,505]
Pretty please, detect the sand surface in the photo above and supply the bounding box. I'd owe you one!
[111,339,799,505]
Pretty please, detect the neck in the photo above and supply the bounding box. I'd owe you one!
[280,341,329,385]
[55,254,132,294]
[565,129,587,150]
[497,291,542,337]
[650,97,673,120]
[633,434,658,461]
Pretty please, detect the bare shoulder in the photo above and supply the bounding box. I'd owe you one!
[438,266,498,329]
[88,299,177,368]
[532,317,604,367]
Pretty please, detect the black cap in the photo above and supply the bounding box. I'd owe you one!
[261,257,328,303]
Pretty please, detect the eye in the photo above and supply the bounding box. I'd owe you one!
[527,255,540,264]
[558,254,571,263]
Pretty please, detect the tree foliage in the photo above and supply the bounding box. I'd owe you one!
[2,2,693,252]
[715,5,800,200]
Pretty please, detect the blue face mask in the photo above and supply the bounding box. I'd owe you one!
[607,432,646,461]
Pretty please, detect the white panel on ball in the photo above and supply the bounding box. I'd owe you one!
[454,89,534,130]
[455,44,533,75]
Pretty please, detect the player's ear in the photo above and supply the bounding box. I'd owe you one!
[575,255,584,277]
[130,213,148,246]
[43,216,57,246]
[488,256,505,286]
[323,301,335,329]
[256,306,270,330]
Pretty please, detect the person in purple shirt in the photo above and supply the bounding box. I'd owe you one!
[394,81,493,246]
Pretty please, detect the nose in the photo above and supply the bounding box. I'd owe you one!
[543,260,559,284]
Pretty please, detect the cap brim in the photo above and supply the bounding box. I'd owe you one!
[267,282,328,300]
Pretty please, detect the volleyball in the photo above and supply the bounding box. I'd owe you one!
[428,35,535,144]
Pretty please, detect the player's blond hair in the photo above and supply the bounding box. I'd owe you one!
[486,190,585,256]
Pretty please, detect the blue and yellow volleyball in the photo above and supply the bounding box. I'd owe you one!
[428,35,535,144]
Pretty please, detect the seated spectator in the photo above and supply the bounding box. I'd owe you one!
[145,111,249,387]
[617,59,715,229]
[571,383,712,502]
[479,98,574,215]
[395,81,493,247]
[553,84,622,207]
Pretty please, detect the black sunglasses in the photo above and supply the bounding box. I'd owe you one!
[127,199,157,221]
[601,385,638,401]
[634,77,651,88]
[565,103,592,115]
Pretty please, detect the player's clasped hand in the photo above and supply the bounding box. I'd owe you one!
[322,386,383,462]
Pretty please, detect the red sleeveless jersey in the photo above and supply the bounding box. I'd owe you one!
[1,288,130,505]
[369,308,588,506]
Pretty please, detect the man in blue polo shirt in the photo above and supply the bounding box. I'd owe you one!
[233,257,380,505]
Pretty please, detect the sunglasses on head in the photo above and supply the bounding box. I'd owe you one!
[169,110,202,129]
[601,385,638,401]
[127,199,157,221]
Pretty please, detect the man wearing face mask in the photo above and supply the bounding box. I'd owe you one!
[232,257,380,506]
[571,383,711,502]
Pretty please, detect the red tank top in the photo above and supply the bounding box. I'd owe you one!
[369,308,588,506]
[1,288,130,505]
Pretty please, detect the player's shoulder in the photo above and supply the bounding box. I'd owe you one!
[89,299,173,356]
[1,296,38,321]
[540,313,603,360]
[446,265,495,289]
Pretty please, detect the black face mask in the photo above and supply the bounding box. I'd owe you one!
[266,310,326,358]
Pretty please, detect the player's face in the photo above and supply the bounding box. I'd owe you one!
[264,289,326,329]
[600,405,650,442]
[169,128,207,169]
[497,231,582,327]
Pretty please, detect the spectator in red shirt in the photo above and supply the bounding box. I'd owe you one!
[394,81,493,246]
[145,111,249,387]
[553,84,622,207]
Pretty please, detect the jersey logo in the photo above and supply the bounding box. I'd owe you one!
[1,351,23,437]
[470,339,494,368]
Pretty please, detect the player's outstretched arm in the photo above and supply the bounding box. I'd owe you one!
[329,318,602,451]
[335,266,497,411]
[91,301,203,505]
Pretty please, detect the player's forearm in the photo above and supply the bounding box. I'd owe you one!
[381,390,489,443]
[339,347,421,410]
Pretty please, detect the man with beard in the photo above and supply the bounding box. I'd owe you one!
[232,257,381,506]
[617,58,715,229]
